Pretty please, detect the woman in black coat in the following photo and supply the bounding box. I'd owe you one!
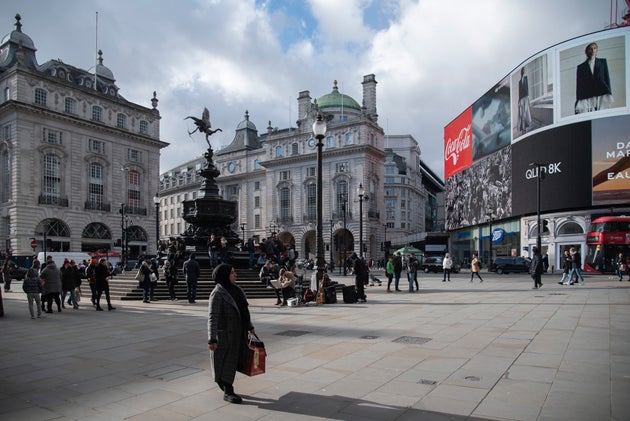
[208,263,255,404]
[94,258,115,311]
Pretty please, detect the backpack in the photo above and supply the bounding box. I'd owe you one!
[303,288,314,302]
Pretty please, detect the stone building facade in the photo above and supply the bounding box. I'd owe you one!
[0,15,167,261]
[159,76,444,265]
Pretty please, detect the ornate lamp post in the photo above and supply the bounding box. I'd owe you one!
[329,219,334,268]
[153,193,160,255]
[342,193,347,275]
[357,183,368,257]
[312,112,327,285]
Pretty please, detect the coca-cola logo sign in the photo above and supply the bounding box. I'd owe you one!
[444,107,473,179]
[445,124,471,166]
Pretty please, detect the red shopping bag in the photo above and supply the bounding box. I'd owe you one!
[238,333,266,376]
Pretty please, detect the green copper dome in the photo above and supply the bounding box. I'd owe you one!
[317,80,361,110]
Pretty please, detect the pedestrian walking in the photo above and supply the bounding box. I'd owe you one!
[22,260,42,319]
[183,253,201,303]
[393,252,402,291]
[208,263,256,404]
[352,253,368,303]
[385,256,394,292]
[469,251,484,283]
[407,252,419,292]
[94,258,116,311]
[564,247,584,285]
[163,260,178,300]
[557,250,572,285]
[40,256,62,313]
[530,246,544,289]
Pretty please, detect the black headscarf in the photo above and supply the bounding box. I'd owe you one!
[212,263,251,329]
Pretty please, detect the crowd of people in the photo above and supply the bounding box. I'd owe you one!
[11,255,116,319]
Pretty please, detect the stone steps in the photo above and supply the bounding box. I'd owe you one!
[105,268,276,301]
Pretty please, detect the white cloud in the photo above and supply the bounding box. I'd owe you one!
[4,0,612,175]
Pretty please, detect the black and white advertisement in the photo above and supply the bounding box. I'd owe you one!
[445,146,512,231]
[512,121,592,215]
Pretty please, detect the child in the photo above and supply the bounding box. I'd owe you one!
[22,260,42,319]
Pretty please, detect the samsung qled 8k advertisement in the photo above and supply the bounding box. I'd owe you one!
[512,122,592,216]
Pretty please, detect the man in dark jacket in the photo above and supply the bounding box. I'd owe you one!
[393,252,403,292]
[407,253,419,292]
[352,253,368,303]
[530,246,544,289]
[183,253,201,303]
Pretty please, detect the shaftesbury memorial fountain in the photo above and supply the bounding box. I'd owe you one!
[180,108,239,258]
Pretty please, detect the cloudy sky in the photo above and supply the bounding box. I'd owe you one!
[5,0,615,177]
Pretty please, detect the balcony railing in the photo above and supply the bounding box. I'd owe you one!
[277,216,293,224]
[84,201,111,212]
[38,194,68,207]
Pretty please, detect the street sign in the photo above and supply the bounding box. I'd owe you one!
[30,240,38,249]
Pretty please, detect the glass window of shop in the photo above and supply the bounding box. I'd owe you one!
[481,220,521,268]
[449,219,521,269]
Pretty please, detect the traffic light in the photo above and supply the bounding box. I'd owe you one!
[542,219,549,233]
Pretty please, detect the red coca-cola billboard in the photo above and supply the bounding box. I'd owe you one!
[443,107,472,178]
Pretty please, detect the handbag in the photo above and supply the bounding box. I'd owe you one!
[134,270,142,281]
[238,333,266,376]
[150,273,158,283]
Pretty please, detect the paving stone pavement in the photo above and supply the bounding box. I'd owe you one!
[1,271,629,421]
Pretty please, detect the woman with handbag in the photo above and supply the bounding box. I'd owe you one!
[208,263,255,404]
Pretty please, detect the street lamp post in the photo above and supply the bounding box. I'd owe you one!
[342,194,347,276]
[357,183,368,258]
[487,212,494,270]
[329,219,334,269]
[153,193,160,255]
[312,112,327,286]
[120,203,130,268]
[530,162,544,252]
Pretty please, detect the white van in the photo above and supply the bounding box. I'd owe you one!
[37,252,92,265]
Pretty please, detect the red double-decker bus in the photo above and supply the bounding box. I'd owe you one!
[584,216,630,273]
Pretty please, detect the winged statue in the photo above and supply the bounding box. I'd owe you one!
[185,107,222,147]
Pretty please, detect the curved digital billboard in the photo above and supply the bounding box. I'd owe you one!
[444,26,630,231]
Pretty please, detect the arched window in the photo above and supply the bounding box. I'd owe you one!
[275,145,283,157]
[127,225,147,241]
[36,218,70,237]
[88,162,104,209]
[43,153,61,201]
[82,222,112,239]
[557,221,584,235]
[306,183,316,221]
[279,186,291,222]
